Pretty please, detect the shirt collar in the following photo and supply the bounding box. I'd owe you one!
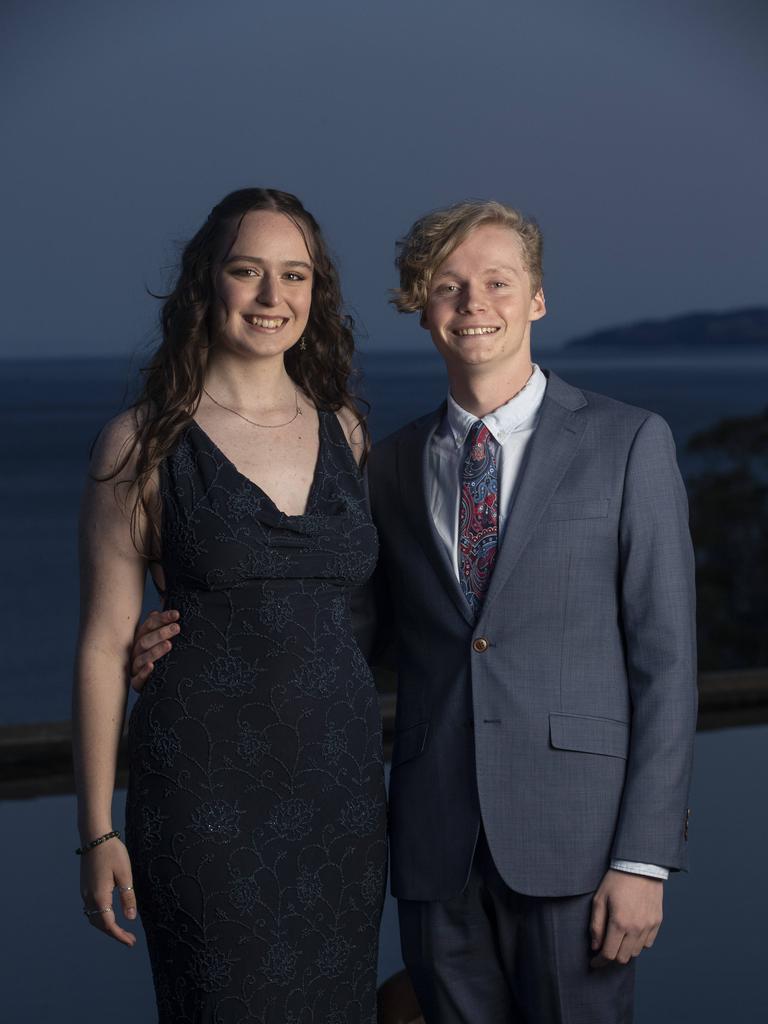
[445,364,547,449]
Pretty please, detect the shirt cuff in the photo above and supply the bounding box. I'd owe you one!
[610,859,669,880]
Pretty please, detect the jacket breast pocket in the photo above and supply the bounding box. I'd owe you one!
[391,721,429,768]
[549,712,629,759]
[540,499,610,523]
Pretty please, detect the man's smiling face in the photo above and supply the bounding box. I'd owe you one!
[421,223,546,374]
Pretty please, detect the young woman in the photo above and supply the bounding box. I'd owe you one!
[73,189,387,1024]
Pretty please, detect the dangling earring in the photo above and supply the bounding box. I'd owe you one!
[299,336,307,352]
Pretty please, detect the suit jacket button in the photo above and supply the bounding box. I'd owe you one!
[472,637,489,653]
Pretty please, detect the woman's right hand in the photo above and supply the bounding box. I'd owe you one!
[130,609,180,691]
[79,838,138,946]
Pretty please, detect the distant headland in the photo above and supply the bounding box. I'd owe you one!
[563,308,768,353]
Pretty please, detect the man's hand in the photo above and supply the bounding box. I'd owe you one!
[129,609,179,691]
[590,869,663,968]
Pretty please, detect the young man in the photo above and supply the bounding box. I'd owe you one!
[132,201,697,1022]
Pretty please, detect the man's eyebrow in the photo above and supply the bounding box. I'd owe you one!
[224,254,314,270]
[485,265,521,276]
[433,264,520,280]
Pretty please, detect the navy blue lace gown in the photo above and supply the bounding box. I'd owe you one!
[125,410,387,1024]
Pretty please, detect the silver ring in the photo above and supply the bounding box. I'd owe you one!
[83,906,114,917]
[118,885,134,893]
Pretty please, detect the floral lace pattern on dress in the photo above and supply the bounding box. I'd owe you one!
[126,410,386,1024]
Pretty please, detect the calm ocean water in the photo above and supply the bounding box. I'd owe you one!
[1,350,767,726]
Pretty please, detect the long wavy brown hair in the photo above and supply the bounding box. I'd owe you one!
[109,187,366,552]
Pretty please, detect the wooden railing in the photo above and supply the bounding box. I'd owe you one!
[1,668,766,800]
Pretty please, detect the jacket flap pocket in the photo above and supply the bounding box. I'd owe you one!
[391,721,429,767]
[549,713,629,759]
[541,499,610,522]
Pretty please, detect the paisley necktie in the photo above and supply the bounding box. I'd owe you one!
[458,420,499,616]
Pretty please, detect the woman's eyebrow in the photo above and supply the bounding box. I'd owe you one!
[224,254,313,270]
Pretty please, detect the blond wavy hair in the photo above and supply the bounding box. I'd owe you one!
[391,200,543,313]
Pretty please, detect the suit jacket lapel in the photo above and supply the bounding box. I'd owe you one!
[478,372,589,622]
[397,405,475,627]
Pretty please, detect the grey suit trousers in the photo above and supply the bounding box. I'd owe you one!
[398,830,635,1024]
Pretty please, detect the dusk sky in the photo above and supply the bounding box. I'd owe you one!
[2,0,766,359]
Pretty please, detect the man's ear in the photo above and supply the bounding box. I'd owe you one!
[419,309,429,330]
[530,288,546,322]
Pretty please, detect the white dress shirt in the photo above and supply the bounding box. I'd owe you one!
[427,364,668,882]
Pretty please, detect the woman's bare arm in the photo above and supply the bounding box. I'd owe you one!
[72,410,149,945]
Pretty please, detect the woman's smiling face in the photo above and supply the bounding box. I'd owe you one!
[213,209,314,359]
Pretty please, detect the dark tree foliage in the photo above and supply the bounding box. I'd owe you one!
[686,407,768,670]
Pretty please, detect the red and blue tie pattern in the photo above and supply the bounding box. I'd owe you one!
[458,420,499,616]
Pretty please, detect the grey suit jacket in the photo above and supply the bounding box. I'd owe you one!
[365,370,697,901]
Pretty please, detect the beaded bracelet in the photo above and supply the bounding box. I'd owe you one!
[75,829,120,856]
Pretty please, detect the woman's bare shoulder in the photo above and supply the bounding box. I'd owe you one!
[89,407,144,478]
[334,404,367,465]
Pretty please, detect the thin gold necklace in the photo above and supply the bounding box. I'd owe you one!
[203,386,303,429]
[510,364,536,401]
